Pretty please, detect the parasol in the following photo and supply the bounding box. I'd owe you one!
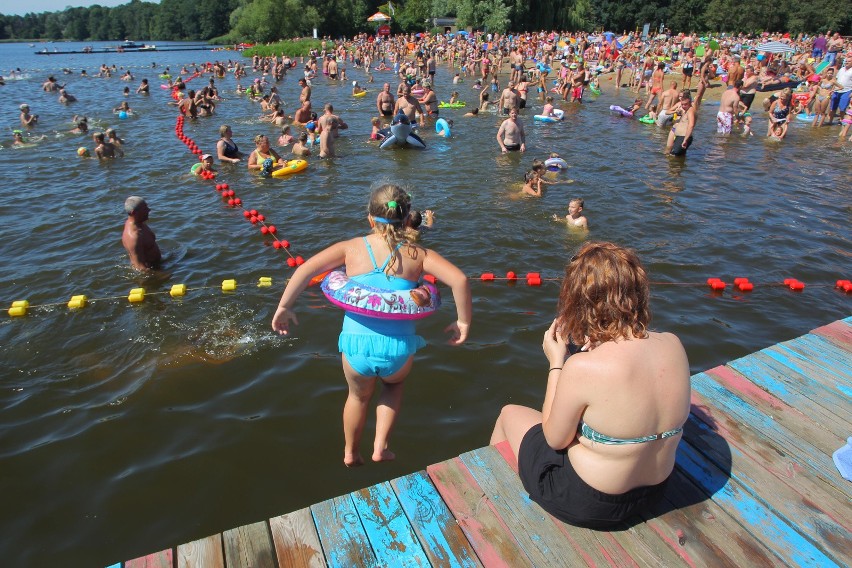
[756,41,795,54]
[367,12,391,22]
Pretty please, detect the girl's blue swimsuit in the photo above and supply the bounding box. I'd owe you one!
[338,238,425,377]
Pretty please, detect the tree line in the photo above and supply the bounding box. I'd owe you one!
[1,0,848,43]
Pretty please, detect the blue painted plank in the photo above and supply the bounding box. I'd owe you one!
[351,481,430,567]
[776,334,852,386]
[391,471,482,568]
[311,495,375,567]
[682,414,852,561]
[726,354,849,437]
[459,446,603,566]
[676,441,840,567]
[691,372,847,488]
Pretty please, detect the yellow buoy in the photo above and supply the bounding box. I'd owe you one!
[68,295,88,309]
[222,279,237,292]
[258,277,273,287]
[128,288,145,303]
[170,284,187,297]
[8,300,29,317]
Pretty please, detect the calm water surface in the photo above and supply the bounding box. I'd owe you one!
[0,41,849,566]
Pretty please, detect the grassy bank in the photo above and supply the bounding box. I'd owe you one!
[242,39,323,58]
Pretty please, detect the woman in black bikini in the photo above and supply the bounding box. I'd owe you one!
[216,125,242,164]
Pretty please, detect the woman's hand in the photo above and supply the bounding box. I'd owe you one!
[542,319,568,368]
[271,306,298,335]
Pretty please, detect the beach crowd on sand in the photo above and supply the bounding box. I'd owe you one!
[6,26,852,529]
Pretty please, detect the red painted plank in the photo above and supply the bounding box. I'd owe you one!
[810,319,852,349]
[125,549,173,568]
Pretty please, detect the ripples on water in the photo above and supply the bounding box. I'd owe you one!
[0,42,849,566]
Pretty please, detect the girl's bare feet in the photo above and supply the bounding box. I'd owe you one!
[344,452,364,467]
[372,448,396,462]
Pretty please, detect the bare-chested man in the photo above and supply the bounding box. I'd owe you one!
[376,82,395,117]
[94,132,124,159]
[317,103,348,158]
[727,56,744,87]
[327,56,338,80]
[393,85,424,126]
[499,81,520,115]
[293,99,312,124]
[655,81,680,126]
[122,196,162,271]
[496,108,525,153]
[298,77,311,103]
[717,81,744,134]
[42,75,60,92]
[666,91,696,157]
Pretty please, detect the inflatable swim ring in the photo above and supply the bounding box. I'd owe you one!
[638,115,656,124]
[589,86,601,95]
[160,74,171,79]
[544,157,568,171]
[321,270,440,320]
[270,159,308,177]
[352,90,367,98]
[435,118,451,137]
[438,101,466,108]
[534,109,565,123]
[190,163,203,174]
[796,113,816,122]
[411,88,425,96]
[609,105,634,117]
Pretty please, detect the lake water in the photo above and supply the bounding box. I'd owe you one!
[0,41,849,566]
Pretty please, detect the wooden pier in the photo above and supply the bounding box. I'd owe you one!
[111,317,851,567]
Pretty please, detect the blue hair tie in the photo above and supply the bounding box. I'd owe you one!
[372,216,401,225]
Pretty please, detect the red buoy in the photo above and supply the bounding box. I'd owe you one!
[737,282,754,292]
[527,276,542,286]
[243,210,251,218]
[506,271,517,280]
[480,273,495,281]
[257,214,265,222]
[250,216,258,224]
[733,277,749,285]
[707,277,721,286]
[268,225,276,234]
[250,209,258,216]
[287,258,297,267]
[233,198,241,206]
[295,256,305,265]
[273,241,282,249]
[281,240,290,248]
[710,281,726,290]
[261,226,269,234]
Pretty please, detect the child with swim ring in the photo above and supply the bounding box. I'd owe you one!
[271,184,472,467]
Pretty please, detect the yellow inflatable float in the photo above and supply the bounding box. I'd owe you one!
[271,159,308,177]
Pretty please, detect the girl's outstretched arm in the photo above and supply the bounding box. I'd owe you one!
[271,240,350,335]
[422,249,472,345]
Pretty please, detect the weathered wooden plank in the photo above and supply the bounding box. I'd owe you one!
[269,507,326,568]
[310,494,375,567]
[689,390,852,521]
[683,403,852,561]
[125,549,173,568]
[493,440,690,567]
[725,352,850,438]
[223,521,276,568]
[676,436,841,566]
[427,457,533,568]
[177,534,224,568]
[351,481,430,567]
[697,367,847,487]
[459,446,601,566]
[640,469,785,568]
[769,335,852,390]
[391,471,482,568]
[810,318,852,349]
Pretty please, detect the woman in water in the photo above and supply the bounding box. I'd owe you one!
[247,134,284,175]
[271,184,471,467]
[216,125,241,164]
[491,241,690,528]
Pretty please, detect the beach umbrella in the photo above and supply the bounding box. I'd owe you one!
[756,41,795,54]
[367,12,391,22]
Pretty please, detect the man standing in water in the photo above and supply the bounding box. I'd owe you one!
[666,91,696,157]
[317,103,348,158]
[122,196,161,271]
[377,82,394,117]
[717,81,744,134]
[496,108,526,153]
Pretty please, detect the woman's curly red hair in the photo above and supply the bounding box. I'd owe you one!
[555,241,650,345]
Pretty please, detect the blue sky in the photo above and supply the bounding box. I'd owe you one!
[2,0,160,16]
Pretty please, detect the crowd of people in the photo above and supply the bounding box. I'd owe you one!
[7,26,851,529]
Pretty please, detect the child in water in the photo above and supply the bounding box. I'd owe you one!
[271,184,472,467]
[370,117,384,140]
[553,197,589,229]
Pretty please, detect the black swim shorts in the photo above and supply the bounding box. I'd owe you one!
[670,135,693,157]
[518,424,669,529]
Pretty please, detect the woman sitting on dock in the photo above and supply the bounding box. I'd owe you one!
[491,241,691,529]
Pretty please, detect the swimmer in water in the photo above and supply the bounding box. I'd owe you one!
[553,197,589,229]
[122,196,162,271]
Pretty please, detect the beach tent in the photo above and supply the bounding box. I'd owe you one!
[367,12,391,22]
[756,41,795,54]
